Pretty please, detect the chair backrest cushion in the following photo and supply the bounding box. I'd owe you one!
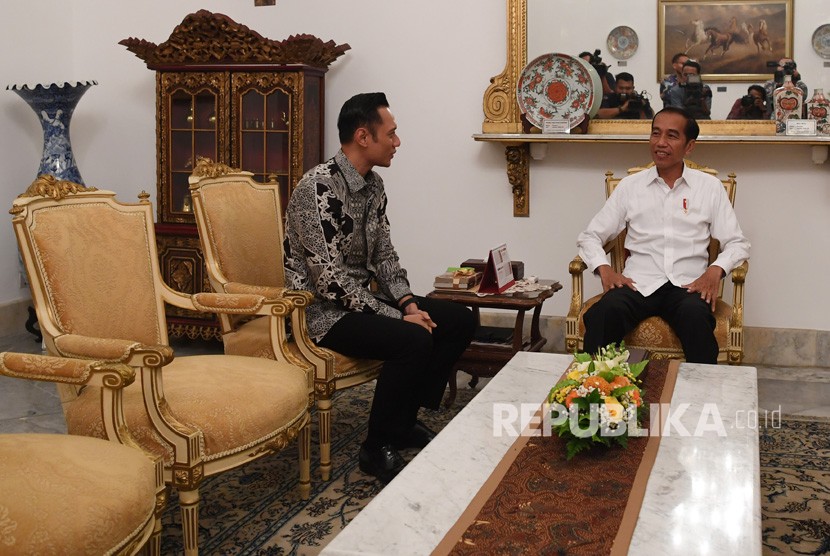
[25,200,164,345]
[198,179,285,287]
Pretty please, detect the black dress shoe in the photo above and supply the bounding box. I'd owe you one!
[358,444,406,484]
[393,420,438,450]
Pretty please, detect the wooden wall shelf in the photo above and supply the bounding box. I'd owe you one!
[474,133,830,217]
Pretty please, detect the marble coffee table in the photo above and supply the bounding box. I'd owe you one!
[322,351,761,555]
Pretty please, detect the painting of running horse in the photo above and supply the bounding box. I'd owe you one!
[658,0,792,82]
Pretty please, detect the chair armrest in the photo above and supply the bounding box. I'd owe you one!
[0,351,155,449]
[163,287,295,318]
[192,292,267,313]
[0,352,134,388]
[52,334,174,366]
[567,255,588,320]
[729,261,748,329]
[223,283,327,381]
[224,282,288,300]
[565,255,588,353]
[283,292,336,383]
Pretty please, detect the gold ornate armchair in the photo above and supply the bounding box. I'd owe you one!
[566,161,748,364]
[0,352,164,556]
[11,176,314,555]
[188,159,382,481]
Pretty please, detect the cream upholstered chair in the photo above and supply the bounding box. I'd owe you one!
[11,175,314,555]
[566,161,748,364]
[188,159,382,481]
[0,352,164,556]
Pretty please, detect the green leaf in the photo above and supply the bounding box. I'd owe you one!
[585,389,603,403]
[550,378,579,393]
[611,384,639,397]
[565,437,592,460]
[628,360,648,378]
[574,352,592,363]
[598,370,617,382]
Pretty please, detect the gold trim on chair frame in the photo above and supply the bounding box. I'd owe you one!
[11,181,314,555]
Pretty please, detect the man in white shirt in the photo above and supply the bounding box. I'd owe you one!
[577,107,750,363]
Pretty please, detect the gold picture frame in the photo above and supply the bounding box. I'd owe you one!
[658,0,793,82]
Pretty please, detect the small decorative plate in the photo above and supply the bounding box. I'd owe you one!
[811,24,830,59]
[607,26,639,60]
[517,52,600,129]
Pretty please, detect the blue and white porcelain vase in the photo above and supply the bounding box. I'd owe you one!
[8,80,96,184]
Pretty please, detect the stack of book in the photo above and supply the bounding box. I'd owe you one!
[433,267,482,291]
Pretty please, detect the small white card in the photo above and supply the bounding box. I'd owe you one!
[785,119,817,136]
[543,118,570,134]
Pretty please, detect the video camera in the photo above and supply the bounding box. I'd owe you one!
[740,94,756,108]
[617,91,649,112]
[682,74,709,118]
[587,49,610,77]
[684,73,704,101]
[767,60,796,76]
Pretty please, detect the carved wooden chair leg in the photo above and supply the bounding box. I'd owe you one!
[178,488,200,556]
[316,396,333,481]
[299,422,311,499]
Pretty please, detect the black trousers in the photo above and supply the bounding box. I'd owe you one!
[583,281,718,364]
[318,296,475,447]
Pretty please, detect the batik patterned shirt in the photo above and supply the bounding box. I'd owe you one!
[283,150,412,340]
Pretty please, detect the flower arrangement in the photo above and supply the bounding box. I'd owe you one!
[548,343,648,460]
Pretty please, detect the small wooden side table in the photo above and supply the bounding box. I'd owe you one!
[427,279,562,407]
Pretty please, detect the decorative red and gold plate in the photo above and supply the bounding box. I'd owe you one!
[517,52,601,130]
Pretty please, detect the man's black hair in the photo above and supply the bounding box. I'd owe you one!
[748,84,766,101]
[682,60,702,74]
[615,72,634,84]
[337,92,389,144]
[653,106,700,141]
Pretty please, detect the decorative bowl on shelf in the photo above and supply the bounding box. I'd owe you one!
[517,52,601,130]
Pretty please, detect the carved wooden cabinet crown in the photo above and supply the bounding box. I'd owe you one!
[122,9,349,339]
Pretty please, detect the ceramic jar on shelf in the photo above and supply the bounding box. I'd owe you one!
[773,75,803,134]
[807,88,830,135]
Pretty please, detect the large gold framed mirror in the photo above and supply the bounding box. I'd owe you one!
[479,0,786,217]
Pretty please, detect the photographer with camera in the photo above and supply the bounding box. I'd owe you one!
[665,60,712,120]
[727,85,770,120]
[580,49,615,93]
[763,58,808,118]
[596,72,654,120]
[660,52,690,109]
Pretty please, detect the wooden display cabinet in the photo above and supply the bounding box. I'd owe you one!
[121,10,348,339]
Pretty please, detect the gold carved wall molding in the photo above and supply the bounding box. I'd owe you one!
[482,0,528,216]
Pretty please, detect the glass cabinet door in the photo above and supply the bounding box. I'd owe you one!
[158,72,228,223]
[232,72,301,213]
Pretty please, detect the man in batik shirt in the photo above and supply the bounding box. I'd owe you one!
[284,92,475,483]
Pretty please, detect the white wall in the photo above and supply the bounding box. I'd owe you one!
[0,0,828,332]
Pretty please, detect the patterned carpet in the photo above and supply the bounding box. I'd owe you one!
[761,418,830,555]
[159,380,479,555]
[157,382,830,555]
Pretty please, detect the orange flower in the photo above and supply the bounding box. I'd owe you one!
[583,376,611,395]
[609,376,630,390]
[630,389,642,407]
[565,389,580,408]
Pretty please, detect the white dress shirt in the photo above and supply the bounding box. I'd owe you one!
[577,165,750,297]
